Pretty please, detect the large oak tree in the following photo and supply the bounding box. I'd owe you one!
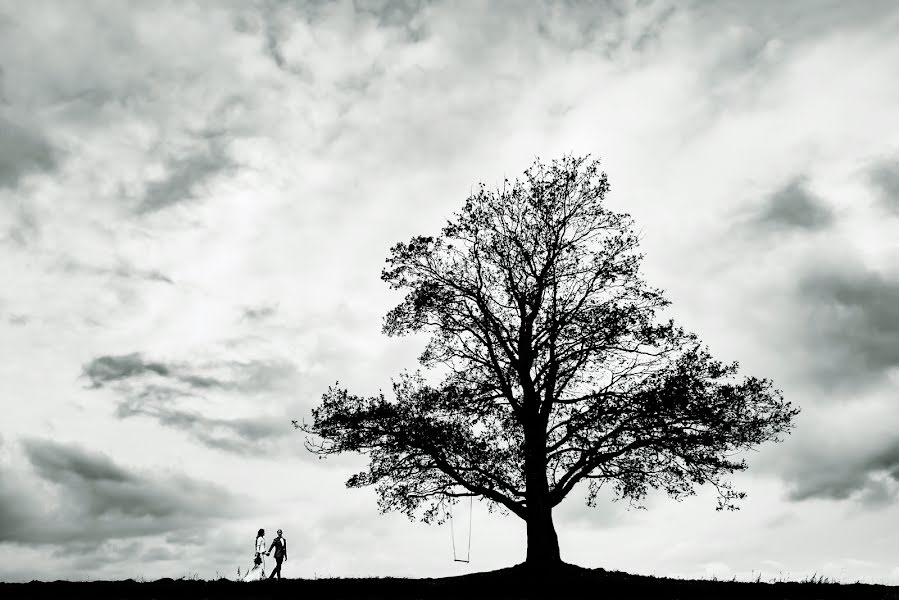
[299,155,799,566]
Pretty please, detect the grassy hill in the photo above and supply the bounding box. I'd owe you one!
[3,562,899,599]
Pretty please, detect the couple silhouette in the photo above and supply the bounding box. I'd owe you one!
[244,528,287,581]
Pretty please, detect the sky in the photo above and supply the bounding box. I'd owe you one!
[1,0,899,585]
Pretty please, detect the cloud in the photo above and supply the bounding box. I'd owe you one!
[26,439,135,485]
[0,439,239,546]
[137,133,236,214]
[868,158,899,213]
[6,313,29,326]
[795,262,899,386]
[3,200,41,246]
[241,303,278,322]
[257,6,295,73]
[57,259,174,285]
[140,545,179,562]
[83,353,176,387]
[232,3,310,75]
[0,473,37,545]
[351,0,431,42]
[783,437,899,507]
[0,115,58,189]
[82,353,297,392]
[752,177,833,232]
[114,399,290,454]
[82,353,300,453]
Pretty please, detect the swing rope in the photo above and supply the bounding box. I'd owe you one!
[448,496,473,563]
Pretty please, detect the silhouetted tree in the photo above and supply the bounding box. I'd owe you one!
[299,155,799,566]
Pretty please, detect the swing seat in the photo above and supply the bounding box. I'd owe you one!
[448,496,473,563]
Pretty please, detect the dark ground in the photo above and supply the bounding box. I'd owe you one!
[3,563,899,599]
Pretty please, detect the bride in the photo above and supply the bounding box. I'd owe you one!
[241,528,267,581]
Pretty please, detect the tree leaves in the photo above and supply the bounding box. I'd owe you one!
[301,154,799,525]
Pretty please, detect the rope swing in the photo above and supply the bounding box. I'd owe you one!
[448,496,473,563]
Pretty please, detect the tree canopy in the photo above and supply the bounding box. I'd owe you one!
[299,155,799,564]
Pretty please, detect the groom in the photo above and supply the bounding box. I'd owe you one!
[266,528,287,579]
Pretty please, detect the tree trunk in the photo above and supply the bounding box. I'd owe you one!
[524,423,561,566]
[520,374,561,566]
[525,501,561,565]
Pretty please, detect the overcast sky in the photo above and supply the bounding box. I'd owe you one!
[2,0,899,585]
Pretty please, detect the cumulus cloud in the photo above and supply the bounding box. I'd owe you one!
[0,439,239,546]
[795,263,899,387]
[751,177,833,232]
[137,133,236,215]
[868,158,899,214]
[782,436,899,507]
[0,115,58,189]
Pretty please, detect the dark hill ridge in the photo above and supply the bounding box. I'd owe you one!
[3,563,899,599]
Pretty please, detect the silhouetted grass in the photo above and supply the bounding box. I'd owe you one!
[3,562,899,599]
